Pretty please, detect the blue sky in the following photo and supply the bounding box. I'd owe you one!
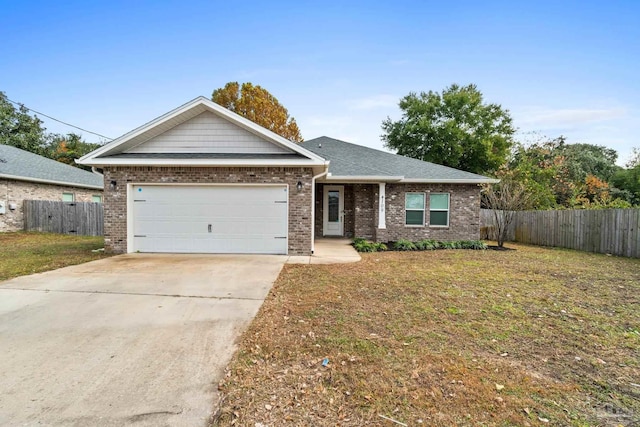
[1,0,638,165]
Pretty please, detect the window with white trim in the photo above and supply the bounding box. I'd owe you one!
[62,193,74,202]
[92,195,102,203]
[429,193,449,226]
[405,193,425,226]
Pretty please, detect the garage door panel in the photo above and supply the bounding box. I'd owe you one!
[131,185,288,254]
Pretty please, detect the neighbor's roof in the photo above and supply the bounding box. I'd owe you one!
[301,136,497,183]
[0,144,103,190]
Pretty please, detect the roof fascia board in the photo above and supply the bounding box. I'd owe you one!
[323,175,405,182]
[78,97,326,164]
[0,173,103,190]
[80,158,329,167]
[399,178,499,184]
[322,175,499,184]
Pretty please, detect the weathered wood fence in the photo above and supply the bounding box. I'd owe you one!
[23,200,104,236]
[481,208,640,258]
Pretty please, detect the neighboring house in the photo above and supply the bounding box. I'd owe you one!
[78,97,496,255]
[0,145,104,232]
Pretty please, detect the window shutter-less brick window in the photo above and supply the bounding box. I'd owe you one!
[429,193,449,226]
[405,193,425,225]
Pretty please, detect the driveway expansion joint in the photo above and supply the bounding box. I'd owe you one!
[0,287,265,301]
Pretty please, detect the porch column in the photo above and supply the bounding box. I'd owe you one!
[378,182,386,229]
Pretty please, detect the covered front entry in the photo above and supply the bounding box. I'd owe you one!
[315,183,380,241]
[323,185,344,236]
[130,184,288,254]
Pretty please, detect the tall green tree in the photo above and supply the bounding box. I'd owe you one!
[611,148,640,205]
[626,147,640,168]
[560,142,618,183]
[381,84,515,174]
[504,136,629,208]
[499,140,560,209]
[212,82,303,142]
[0,91,49,155]
[47,133,101,171]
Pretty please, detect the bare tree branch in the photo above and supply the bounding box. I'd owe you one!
[482,179,532,247]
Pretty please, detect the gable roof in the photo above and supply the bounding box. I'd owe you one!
[0,144,103,190]
[78,97,327,168]
[301,136,498,183]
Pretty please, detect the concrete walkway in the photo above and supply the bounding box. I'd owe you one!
[287,238,361,264]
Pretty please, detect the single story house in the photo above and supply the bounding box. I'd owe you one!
[0,144,104,232]
[78,97,496,255]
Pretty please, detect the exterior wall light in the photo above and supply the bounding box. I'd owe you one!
[110,180,117,191]
[296,181,303,192]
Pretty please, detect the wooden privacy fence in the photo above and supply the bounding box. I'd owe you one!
[23,200,104,236]
[481,208,640,258]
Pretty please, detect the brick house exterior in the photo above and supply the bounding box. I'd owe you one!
[79,97,495,256]
[0,178,101,232]
[314,183,481,243]
[102,166,313,254]
[0,145,104,232]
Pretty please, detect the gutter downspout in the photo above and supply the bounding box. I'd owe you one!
[310,164,330,254]
[91,167,103,176]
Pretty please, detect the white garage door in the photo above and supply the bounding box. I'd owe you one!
[131,185,288,254]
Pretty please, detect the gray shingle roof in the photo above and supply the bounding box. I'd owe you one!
[0,144,103,189]
[301,136,494,182]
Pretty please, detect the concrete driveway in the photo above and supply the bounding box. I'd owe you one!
[0,254,286,426]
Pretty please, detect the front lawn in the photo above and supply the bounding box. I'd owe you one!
[0,232,110,282]
[214,244,640,426]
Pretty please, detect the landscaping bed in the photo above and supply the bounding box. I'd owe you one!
[213,243,640,426]
[0,232,110,282]
[352,237,488,252]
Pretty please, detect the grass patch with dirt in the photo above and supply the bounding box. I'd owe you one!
[0,232,110,282]
[214,243,640,426]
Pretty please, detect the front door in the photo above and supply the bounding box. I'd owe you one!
[323,185,344,236]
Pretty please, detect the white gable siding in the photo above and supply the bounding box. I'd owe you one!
[126,111,292,154]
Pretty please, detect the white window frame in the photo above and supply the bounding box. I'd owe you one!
[92,195,102,203]
[405,192,426,227]
[62,192,75,202]
[429,193,450,227]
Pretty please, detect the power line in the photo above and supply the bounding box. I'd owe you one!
[6,97,114,141]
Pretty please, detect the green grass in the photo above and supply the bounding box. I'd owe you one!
[213,243,640,426]
[0,232,110,281]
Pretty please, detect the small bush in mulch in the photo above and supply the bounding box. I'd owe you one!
[352,238,488,253]
[352,238,388,252]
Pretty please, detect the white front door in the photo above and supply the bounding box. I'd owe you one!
[323,185,344,236]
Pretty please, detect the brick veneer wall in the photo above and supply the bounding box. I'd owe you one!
[313,182,481,242]
[343,185,355,237]
[375,183,481,242]
[354,184,376,239]
[0,178,102,232]
[102,166,313,255]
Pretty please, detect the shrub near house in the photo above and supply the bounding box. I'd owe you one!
[352,237,488,252]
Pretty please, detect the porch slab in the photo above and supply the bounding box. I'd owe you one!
[286,239,361,265]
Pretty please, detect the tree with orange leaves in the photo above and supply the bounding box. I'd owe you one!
[212,82,303,142]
